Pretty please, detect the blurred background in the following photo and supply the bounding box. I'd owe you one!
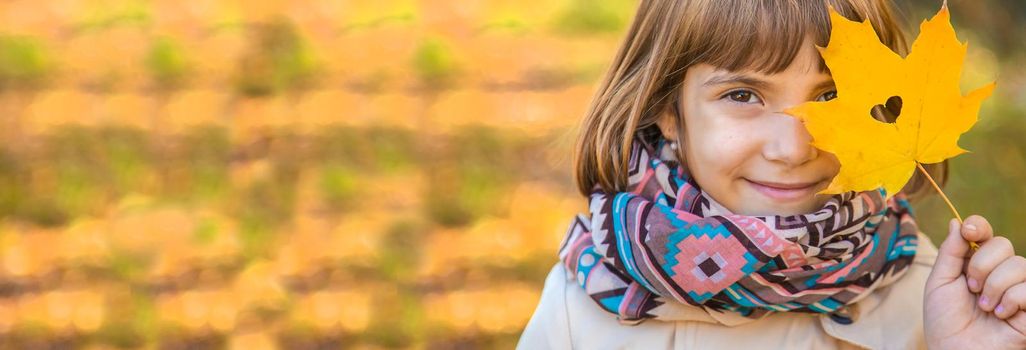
[0,0,1021,349]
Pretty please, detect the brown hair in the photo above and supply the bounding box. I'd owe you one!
[573,0,947,202]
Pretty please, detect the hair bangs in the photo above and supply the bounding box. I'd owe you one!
[687,0,872,75]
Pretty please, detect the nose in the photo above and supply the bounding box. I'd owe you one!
[763,113,818,166]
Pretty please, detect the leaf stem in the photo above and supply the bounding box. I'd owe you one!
[915,162,979,251]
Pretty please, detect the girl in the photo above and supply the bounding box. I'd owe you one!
[517,0,1026,349]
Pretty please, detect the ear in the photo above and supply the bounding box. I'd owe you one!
[654,101,689,169]
[655,105,681,141]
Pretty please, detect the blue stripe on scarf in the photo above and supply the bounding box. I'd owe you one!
[724,284,765,308]
[807,298,842,313]
[612,193,658,294]
[599,295,624,313]
[889,235,918,260]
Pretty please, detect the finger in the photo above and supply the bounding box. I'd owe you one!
[966,236,1015,294]
[962,215,994,243]
[979,255,1026,313]
[995,283,1026,319]
[1008,311,1026,336]
[928,218,973,289]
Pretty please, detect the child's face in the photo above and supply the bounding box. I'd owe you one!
[662,38,841,216]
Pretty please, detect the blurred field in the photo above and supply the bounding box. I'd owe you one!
[0,0,1023,349]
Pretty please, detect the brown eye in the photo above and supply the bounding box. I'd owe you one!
[724,89,760,104]
[817,90,838,101]
[729,90,752,102]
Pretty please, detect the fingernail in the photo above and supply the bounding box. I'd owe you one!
[979,295,989,308]
[996,305,1005,315]
[968,278,979,291]
[964,224,977,233]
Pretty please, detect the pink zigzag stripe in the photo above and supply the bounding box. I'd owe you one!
[748,273,865,297]
[620,283,643,317]
[672,209,702,222]
[674,183,696,210]
[632,169,656,195]
[724,216,790,257]
[820,239,876,284]
[563,233,591,271]
[634,203,689,303]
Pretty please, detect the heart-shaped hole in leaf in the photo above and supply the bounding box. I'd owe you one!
[870,96,903,123]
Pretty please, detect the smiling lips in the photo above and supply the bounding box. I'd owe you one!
[745,178,824,201]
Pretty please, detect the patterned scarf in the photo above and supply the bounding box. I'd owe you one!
[559,128,920,325]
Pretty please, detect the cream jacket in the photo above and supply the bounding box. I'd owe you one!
[517,232,939,350]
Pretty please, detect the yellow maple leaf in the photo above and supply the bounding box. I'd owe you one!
[785,5,995,198]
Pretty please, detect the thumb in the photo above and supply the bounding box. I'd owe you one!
[927,218,971,289]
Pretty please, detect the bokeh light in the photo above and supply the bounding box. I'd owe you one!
[0,0,1022,348]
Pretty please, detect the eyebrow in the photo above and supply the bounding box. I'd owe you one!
[811,79,836,92]
[702,74,771,89]
[702,74,837,95]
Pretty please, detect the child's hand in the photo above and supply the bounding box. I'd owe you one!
[924,215,1026,349]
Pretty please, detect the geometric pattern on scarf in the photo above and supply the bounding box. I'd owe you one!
[558,127,920,325]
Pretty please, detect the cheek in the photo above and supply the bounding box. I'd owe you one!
[687,133,747,177]
[683,106,763,182]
